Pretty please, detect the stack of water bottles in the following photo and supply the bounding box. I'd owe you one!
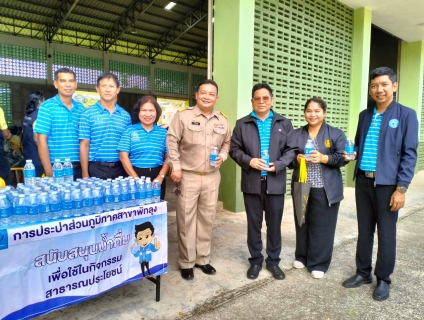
[0,158,162,229]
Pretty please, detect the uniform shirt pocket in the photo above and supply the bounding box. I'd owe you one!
[188,124,204,144]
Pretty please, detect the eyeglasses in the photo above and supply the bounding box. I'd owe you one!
[253,96,271,102]
[173,182,183,197]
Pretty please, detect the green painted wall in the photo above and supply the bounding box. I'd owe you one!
[214,0,256,212]
[345,7,372,186]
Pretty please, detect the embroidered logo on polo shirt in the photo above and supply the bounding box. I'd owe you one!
[389,119,399,128]
[131,131,140,141]
[325,140,331,148]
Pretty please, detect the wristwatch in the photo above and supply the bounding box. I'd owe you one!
[396,186,407,194]
[159,174,165,179]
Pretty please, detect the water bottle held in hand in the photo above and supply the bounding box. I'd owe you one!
[261,149,270,169]
[304,139,314,161]
[210,146,219,167]
[345,139,355,160]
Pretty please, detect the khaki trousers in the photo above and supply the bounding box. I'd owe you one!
[176,170,220,269]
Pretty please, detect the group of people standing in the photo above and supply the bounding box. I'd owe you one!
[0,66,418,303]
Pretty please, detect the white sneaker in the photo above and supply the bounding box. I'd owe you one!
[311,270,325,279]
[293,260,305,269]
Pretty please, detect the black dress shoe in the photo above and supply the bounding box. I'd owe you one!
[194,263,216,275]
[181,268,194,280]
[247,265,262,279]
[342,274,373,288]
[266,265,285,280]
[373,280,390,301]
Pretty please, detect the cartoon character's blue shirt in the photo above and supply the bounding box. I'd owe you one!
[131,243,157,263]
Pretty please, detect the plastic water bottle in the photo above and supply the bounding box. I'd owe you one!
[145,177,152,204]
[27,193,39,224]
[111,182,122,210]
[0,194,12,228]
[81,187,93,216]
[62,189,73,218]
[14,194,28,225]
[128,180,137,207]
[103,185,114,212]
[210,146,219,167]
[71,188,83,217]
[52,159,64,183]
[120,181,130,208]
[304,139,314,161]
[38,192,51,222]
[345,139,355,160]
[92,187,103,214]
[50,191,62,219]
[135,180,146,206]
[63,158,74,182]
[24,159,36,187]
[152,180,161,203]
[261,149,270,169]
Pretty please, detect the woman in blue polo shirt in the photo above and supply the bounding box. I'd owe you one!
[118,95,169,199]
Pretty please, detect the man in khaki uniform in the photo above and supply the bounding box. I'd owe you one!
[166,79,231,280]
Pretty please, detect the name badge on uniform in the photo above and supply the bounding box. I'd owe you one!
[214,123,225,130]
[191,118,200,125]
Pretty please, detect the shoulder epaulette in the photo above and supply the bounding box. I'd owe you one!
[178,106,189,112]
[218,111,228,119]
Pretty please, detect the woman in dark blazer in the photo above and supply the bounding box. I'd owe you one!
[291,97,347,279]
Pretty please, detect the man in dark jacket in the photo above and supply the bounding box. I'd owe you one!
[229,83,297,280]
[342,67,419,301]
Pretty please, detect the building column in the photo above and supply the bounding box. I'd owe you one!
[346,7,372,187]
[213,0,255,212]
[398,41,424,121]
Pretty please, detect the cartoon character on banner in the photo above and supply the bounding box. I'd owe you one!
[130,221,161,279]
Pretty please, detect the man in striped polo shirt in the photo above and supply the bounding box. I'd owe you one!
[230,83,297,280]
[79,72,131,179]
[342,67,419,301]
[35,68,85,179]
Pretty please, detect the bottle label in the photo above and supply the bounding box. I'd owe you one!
[39,204,50,213]
[104,195,114,204]
[82,199,93,207]
[121,193,129,201]
[72,201,82,209]
[62,201,73,210]
[64,168,73,176]
[15,206,27,215]
[28,206,39,215]
[305,147,314,155]
[146,191,153,198]
[93,198,103,206]
[0,208,11,218]
[345,146,354,154]
[53,169,63,178]
[153,189,161,197]
[24,169,36,178]
[51,203,61,212]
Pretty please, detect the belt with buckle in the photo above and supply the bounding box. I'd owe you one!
[360,170,376,178]
[261,176,267,181]
[182,169,216,176]
[90,161,121,168]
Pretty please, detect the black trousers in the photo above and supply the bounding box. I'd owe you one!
[243,180,285,266]
[355,171,398,284]
[293,188,339,272]
[140,260,151,277]
[133,166,166,200]
[0,150,11,185]
[88,161,126,180]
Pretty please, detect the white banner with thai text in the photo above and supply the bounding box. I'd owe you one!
[0,201,168,320]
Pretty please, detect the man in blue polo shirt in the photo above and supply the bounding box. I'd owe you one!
[79,72,131,179]
[34,67,85,179]
[342,67,419,301]
[230,83,297,280]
